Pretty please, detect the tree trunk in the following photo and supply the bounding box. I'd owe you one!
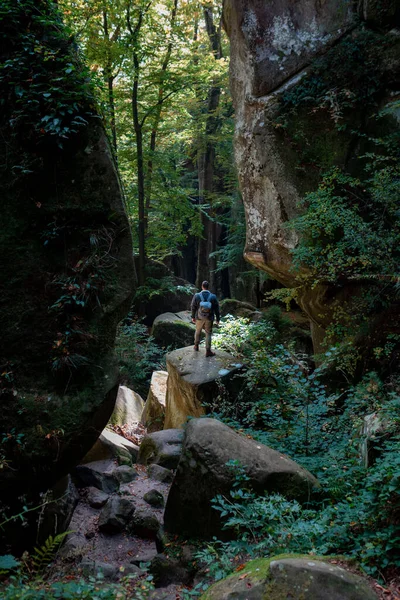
[195,7,222,290]
[102,9,118,159]
[144,0,178,235]
[127,1,147,287]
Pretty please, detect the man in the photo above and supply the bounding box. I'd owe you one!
[191,280,220,357]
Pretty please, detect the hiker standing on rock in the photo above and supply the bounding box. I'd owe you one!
[191,280,220,357]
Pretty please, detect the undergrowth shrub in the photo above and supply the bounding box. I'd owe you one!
[206,316,400,578]
[115,317,166,397]
[0,574,153,599]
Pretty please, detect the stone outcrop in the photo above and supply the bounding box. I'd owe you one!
[164,418,319,538]
[223,0,400,350]
[109,386,144,427]
[164,347,244,429]
[141,371,168,432]
[201,556,377,600]
[0,0,135,529]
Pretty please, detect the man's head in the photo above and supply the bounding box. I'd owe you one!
[202,280,209,290]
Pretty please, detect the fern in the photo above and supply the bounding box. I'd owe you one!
[31,531,70,574]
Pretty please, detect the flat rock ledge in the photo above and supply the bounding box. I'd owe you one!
[164,347,244,429]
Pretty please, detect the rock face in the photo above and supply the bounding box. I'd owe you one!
[164,347,244,429]
[201,556,378,600]
[141,371,168,433]
[223,0,400,349]
[164,418,319,538]
[109,386,144,427]
[0,0,135,523]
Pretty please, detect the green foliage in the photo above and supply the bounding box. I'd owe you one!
[115,318,166,397]
[30,531,70,575]
[134,276,194,302]
[278,28,390,127]
[285,107,400,351]
[0,574,152,599]
[0,0,94,150]
[289,165,400,284]
[0,554,20,573]
[206,317,400,578]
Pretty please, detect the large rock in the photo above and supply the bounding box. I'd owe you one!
[130,507,162,539]
[137,429,184,470]
[82,428,139,464]
[141,371,168,433]
[359,412,389,468]
[75,460,120,494]
[151,312,199,350]
[147,464,174,483]
[109,385,144,427]
[219,298,258,318]
[201,556,377,600]
[0,0,135,534]
[223,0,400,351]
[98,496,136,534]
[164,418,319,538]
[164,347,244,429]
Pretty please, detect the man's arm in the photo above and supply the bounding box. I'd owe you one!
[191,294,198,321]
[213,296,220,323]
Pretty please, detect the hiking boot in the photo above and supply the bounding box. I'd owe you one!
[194,344,199,351]
[205,350,215,357]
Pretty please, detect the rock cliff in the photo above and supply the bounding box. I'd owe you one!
[0,0,135,540]
[224,0,400,350]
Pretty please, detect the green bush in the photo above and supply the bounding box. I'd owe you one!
[205,316,400,578]
[0,575,152,599]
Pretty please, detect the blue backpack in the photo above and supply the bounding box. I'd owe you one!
[198,291,212,319]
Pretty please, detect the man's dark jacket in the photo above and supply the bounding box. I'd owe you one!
[191,290,220,321]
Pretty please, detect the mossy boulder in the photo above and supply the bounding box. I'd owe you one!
[201,555,377,600]
[151,311,204,350]
[137,429,184,470]
[152,314,196,349]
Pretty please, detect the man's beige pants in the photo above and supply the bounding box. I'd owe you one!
[195,319,213,351]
